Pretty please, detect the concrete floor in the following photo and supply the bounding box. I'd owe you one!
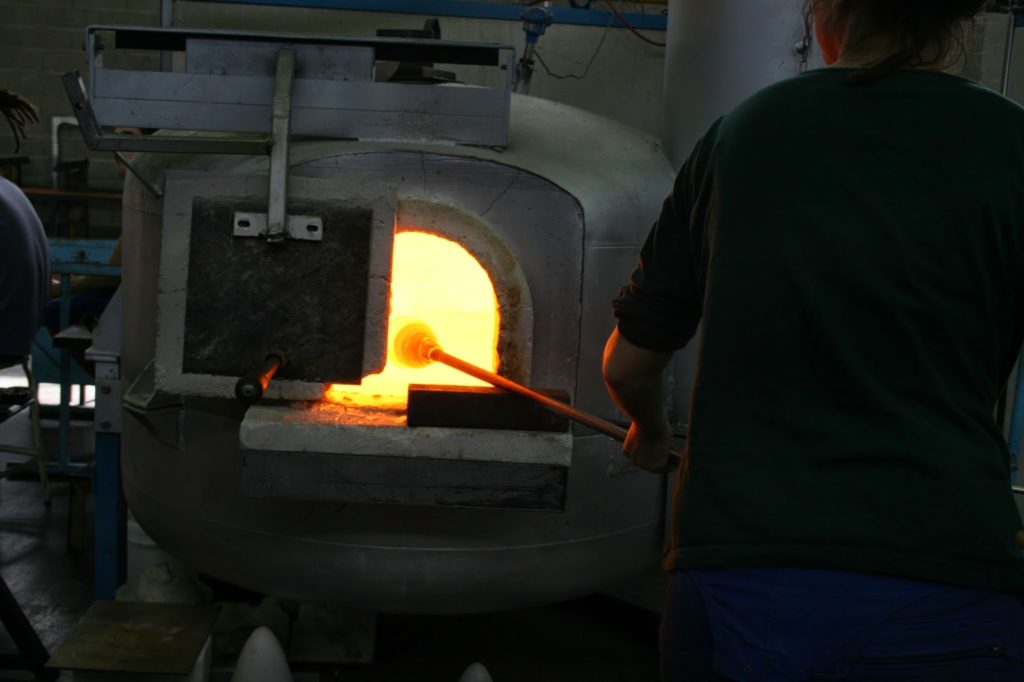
[0,371,661,681]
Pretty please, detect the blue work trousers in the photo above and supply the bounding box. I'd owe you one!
[660,568,1024,681]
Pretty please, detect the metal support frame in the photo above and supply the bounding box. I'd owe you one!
[267,48,296,242]
[87,291,125,599]
[91,366,125,600]
[160,0,175,71]
[60,71,269,156]
[44,240,120,477]
[0,359,52,506]
[56,274,72,474]
[63,25,515,156]
[197,0,669,31]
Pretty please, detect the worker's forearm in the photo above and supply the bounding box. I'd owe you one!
[606,373,668,431]
[602,328,673,431]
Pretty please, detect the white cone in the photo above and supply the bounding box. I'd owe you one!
[459,662,494,682]
[186,636,212,682]
[230,626,294,682]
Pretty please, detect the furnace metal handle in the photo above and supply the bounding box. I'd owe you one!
[235,354,286,405]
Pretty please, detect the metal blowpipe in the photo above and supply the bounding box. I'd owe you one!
[393,322,682,472]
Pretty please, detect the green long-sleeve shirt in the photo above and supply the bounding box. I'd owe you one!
[614,68,1024,590]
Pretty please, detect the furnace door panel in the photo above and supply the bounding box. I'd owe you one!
[155,172,395,400]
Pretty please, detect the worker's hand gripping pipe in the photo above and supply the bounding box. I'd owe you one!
[394,322,682,473]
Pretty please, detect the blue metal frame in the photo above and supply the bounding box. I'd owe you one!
[31,329,92,386]
[39,238,120,476]
[93,431,125,599]
[48,238,118,267]
[201,0,668,31]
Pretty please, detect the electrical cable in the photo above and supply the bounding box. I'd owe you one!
[602,0,666,47]
[534,19,612,80]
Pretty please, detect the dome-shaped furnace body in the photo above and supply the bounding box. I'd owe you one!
[120,94,676,613]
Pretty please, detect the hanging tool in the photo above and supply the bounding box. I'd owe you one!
[394,321,681,472]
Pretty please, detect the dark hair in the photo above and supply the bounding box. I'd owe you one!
[804,0,992,80]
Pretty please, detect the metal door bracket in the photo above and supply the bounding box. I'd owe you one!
[267,47,296,243]
[232,212,324,242]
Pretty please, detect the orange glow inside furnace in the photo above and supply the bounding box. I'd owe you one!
[325,230,499,408]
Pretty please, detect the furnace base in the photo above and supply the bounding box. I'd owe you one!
[240,448,569,511]
[238,402,572,510]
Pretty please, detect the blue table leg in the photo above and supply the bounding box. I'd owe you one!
[58,275,71,473]
[94,431,125,600]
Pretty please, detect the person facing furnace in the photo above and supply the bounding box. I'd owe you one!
[604,1,1024,680]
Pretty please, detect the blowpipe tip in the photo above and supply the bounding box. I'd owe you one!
[393,321,439,369]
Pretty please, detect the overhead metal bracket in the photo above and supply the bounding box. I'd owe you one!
[268,48,296,243]
[63,26,514,152]
[60,70,270,156]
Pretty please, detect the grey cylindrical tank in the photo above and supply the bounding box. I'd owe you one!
[664,0,810,167]
[664,0,811,420]
[120,94,674,613]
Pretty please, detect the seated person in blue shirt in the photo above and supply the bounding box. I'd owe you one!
[0,90,49,370]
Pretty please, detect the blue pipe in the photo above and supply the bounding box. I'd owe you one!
[201,0,668,31]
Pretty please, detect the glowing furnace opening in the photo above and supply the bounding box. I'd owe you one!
[326,230,500,407]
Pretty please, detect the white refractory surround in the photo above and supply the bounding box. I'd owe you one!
[240,403,571,466]
[664,0,811,168]
[396,197,534,386]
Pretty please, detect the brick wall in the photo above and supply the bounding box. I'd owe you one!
[1,0,160,235]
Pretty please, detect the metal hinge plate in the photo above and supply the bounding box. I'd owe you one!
[232,212,324,242]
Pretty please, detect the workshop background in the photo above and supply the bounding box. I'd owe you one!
[1,1,1023,681]
[1,1,1017,232]
[3,0,667,237]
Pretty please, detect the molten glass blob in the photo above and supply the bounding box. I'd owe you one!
[325,230,499,408]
